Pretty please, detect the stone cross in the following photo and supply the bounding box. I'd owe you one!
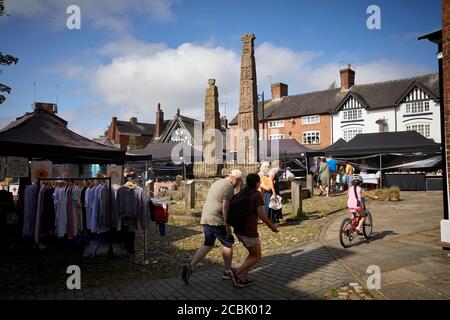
[203,79,221,164]
[237,33,259,164]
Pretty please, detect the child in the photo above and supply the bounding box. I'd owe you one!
[347,174,378,233]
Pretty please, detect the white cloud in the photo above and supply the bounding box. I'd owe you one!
[42,36,434,137]
[92,42,241,122]
[5,0,177,33]
[41,60,92,81]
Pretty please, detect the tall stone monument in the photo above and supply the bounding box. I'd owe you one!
[203,79,221,165]
[237,33,259,164]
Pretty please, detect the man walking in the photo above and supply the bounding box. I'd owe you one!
[181,169,243,284]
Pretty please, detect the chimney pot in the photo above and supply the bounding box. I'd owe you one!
[340,65,355,91]
[33,102,57,113]
[156,103,164,138]
[271,83,288,100]
[130,117,138,125]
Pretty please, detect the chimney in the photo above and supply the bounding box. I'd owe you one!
[176,108,180,116]
[221,116,228,129]
[156,103,164,137]
[340,64,355,91]
[271,83,288,100]
[130,117,138,125]
[33,102,57,113]
[111,116,117,137]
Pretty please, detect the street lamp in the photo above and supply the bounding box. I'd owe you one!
[257,92,265,141]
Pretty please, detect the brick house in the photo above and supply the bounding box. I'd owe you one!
[229,82,337,150]
[104,103,227,150]
[229,66,440,150]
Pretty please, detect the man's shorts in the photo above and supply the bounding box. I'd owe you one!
[203,224,234,248]
[235,233,261,248]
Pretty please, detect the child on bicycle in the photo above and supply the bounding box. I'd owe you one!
[347,174,378,233]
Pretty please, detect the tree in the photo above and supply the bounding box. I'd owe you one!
[127,135,137,152]
[327,81,337,90]
[0,0,19,104]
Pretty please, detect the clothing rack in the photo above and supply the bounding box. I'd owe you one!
[35,177,114,264]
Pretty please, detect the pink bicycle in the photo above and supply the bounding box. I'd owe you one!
[339,199,373,248]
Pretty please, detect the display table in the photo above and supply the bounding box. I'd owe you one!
[384,174,426,191]
[361,173,380,185]
[425,176,443,191]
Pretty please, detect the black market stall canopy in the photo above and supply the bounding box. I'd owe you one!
[0,109,126,164]
[260,139,315,159]
[128,142,198,162]
[324,131,441,157]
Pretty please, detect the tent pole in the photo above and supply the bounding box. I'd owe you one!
[379,154,382,188]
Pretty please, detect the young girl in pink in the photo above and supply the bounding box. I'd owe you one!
[347,174,378,233]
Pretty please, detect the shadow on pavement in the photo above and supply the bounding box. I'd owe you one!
[212,244,356,300]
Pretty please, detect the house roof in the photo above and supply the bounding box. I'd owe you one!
[229,73,439,125]
[0,109,126,164]
[116,120,157,136]
[157,114,203,145]
[93,136,120,149]
[156,114,227,145]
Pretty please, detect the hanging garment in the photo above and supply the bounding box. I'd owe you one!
[56,187,68,238]
[80,187,87,231]
[23,184,38,238]
[41,187,55,235]
[33,185,46,242]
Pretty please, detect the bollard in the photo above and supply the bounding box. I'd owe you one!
[291,180,303,218]
[307,174,314,198]
[185,179,195,212]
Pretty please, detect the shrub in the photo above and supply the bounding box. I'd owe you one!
[373,187,400,201]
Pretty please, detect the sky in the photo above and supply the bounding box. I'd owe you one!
[0,0,442,139]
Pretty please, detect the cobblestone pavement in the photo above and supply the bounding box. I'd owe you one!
[6,191,447,300]
[323,191,450,300]
[6,242,354,300]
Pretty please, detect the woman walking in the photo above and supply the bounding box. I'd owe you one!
[259,161,281,223]
[232,173,279,288]
[319,157,330,197]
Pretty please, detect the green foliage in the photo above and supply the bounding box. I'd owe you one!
[327,81,337,90]
[127,136,137,152]
[0,1,19,104]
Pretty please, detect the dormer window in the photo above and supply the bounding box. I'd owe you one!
[405,101,430,114]
[343,109,362,120]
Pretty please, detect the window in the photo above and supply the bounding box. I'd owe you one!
[302,115,320,125]
[302,131,320,144]
[406,124,431,138]
[344,129,362,142]
[406,101,430,114]
[342,109,362,121]
[269,134,284,140]
[269,120,284,128]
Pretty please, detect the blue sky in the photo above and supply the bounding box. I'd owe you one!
[0,0,442,138]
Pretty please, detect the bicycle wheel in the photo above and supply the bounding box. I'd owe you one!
[363,211,373,239]
[339,218,353,248]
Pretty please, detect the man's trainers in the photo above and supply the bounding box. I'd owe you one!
[235,278,255,288]
[181,264,193,284]
[222,268,236,280]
